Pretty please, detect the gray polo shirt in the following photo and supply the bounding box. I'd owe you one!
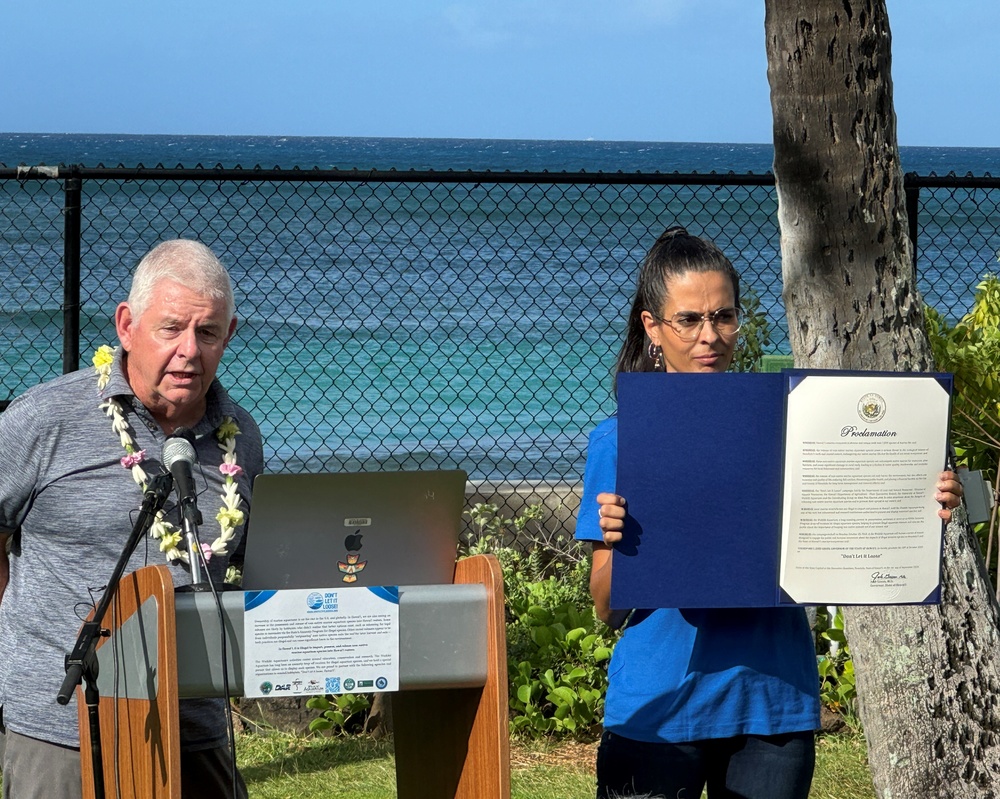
[0,350,263,749]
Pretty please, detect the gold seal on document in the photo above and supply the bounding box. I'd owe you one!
[857,393,886,423]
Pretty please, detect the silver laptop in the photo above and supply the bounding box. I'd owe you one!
[241,470,468,590]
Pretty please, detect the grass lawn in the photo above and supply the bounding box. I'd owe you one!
[236,730,876,799]
[0,729,876,797]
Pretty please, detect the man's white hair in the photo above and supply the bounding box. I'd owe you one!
[127,239,235,321]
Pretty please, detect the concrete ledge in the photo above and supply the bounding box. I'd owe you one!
[464,480,582,543]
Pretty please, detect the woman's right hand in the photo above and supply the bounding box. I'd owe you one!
[596,492,626,543]
[590,493,626,624]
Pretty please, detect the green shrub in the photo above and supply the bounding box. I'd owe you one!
[925,275,1000,477]
[305,692,372,735]
[925,270,1000,573]
[815,607,859,728]
[464,502,619,739]
[732,287,774,373]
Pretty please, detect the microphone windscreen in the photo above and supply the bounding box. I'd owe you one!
[162,431,197,470]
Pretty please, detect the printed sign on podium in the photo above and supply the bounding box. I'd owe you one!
[242,586,400,698]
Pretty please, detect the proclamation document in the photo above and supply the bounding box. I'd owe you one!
[778,374,951,605]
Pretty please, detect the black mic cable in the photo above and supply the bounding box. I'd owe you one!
[163,429,241,794]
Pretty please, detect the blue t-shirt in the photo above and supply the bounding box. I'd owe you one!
[577,417,820,743]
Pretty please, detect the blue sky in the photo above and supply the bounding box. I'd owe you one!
[4,0,996,146]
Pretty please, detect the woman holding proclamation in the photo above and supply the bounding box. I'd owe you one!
[576,226,963,799]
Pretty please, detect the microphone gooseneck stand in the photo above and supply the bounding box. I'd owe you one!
[162,429,239,794]
[181,504,206,587]
[56,472,174,799]
[162,428,208,589]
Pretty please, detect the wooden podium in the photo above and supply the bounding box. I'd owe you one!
[78,565,180,799]
[392,554,510,799]
[78,554,509,799]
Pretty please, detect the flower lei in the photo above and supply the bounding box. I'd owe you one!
[93,345,246,566]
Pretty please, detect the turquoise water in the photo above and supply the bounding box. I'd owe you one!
[1,135,997,480]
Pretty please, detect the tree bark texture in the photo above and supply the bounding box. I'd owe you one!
[765,1,1000,796]
[766,0,927,372]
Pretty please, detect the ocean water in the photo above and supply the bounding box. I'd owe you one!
[1,133,998,175]
[1,134,997,481]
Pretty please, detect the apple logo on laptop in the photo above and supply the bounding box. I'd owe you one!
[339,532,368,583]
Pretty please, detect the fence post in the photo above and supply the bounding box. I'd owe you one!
[63,172,82,374]
[904,176,919,273]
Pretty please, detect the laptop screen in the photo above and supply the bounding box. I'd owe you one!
[241,470,468,590]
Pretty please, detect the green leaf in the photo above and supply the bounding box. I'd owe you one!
[306,695,331,711]
[565,627,586,643]
[548,686,578,705]
[531,625,555,647]
[565,667,588,684]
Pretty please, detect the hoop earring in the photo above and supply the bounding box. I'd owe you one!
[647,342,665,372]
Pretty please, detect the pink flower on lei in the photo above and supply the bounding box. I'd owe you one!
[201,542,214,561]
[120,450,146,469]
[220,462,243,478]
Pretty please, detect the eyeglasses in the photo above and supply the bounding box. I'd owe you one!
[657,307,743,341]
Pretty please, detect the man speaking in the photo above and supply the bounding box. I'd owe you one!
[0,239,263,798]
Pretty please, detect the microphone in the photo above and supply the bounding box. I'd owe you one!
[162,427,206,584]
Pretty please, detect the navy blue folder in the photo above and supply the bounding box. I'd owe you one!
[612,371,786,609]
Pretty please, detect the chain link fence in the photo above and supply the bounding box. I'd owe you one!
[1,166,997,540]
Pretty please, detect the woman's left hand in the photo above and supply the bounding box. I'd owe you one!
[937,470,964,522]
